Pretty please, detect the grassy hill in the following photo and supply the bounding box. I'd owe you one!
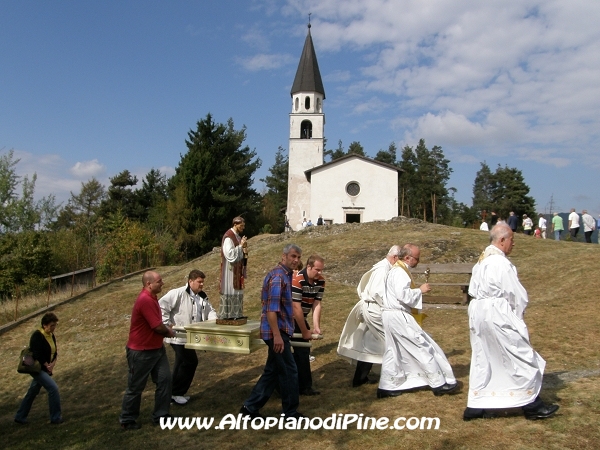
[2,219,599,450]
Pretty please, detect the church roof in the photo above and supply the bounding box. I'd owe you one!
[291,25,325,98]
[304,154,403,181]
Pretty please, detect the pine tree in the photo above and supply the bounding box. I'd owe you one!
[170,114,262,256]
[260,146,288,233]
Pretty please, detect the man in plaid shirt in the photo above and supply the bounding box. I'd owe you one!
[240,243,305,419]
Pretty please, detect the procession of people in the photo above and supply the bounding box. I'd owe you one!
[14,215,561,429]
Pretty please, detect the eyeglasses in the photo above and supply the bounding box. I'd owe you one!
[409,255,420,262]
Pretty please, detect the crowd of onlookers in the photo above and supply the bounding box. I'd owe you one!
[481,209,597,243]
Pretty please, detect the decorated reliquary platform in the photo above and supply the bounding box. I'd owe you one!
[175,320,264,355]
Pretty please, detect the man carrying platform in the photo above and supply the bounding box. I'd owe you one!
[292,255,325,396]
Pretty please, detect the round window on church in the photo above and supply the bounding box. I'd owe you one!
[346,182,360,197]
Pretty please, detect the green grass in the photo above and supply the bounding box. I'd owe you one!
[2,219,599,449]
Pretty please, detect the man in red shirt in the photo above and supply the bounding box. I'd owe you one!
[119,271,175,430]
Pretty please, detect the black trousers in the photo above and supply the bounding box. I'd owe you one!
[292,344,312,392]
[353,360,373,386]
[170,344,198,396]
[584,230,593,243]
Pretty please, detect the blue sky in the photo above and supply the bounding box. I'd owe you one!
[2,0,599,215]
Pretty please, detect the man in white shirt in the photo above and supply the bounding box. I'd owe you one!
[568,208,580,240]
[581,209,596,243]
[538,213,547,239]
[464,224,559,421]
[378,244,458,398]
[159,270,217,405]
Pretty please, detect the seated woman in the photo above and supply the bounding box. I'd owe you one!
[14,312,63,424]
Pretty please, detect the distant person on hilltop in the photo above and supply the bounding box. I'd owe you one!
[538,213,547,239]
[507,211,518,232]
[465,224,559,421]
[522,214,533,235]
[568,208,580,240]
[581,210,596,243]
[551,212,564,240]
[317,215,324,226]
[490,211,498,227]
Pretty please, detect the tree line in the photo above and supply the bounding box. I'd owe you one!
[1,114,535,299]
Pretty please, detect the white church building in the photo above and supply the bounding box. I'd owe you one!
[286,24,401,231]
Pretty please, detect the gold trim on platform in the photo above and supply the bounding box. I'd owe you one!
[183,320,264,354]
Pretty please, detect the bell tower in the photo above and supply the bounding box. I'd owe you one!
[286,22,325,230]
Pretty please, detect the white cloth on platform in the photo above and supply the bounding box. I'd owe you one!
[467,245,546,409]
[379,262,456,391]
[337,258,391,364]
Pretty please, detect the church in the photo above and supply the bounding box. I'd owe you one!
[286,24,402,231]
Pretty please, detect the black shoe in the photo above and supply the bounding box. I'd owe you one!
[463,407,498,421]
[121,421,142,430]
[14,418,28,425]
[50,418,64,425]
[239,405,263,419]
[377,388,402,399]
[432,383,460,396]
[352,377,378,388]
[299,388,320,396]
[523,403,559,420]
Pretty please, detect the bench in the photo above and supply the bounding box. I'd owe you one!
[411,263,473,305]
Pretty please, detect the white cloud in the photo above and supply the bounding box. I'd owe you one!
[70,159,106,178]
[280,0,600,168]
[236,53,295,71]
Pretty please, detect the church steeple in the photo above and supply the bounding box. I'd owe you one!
[290,23,325,98]
[286,20,326,230]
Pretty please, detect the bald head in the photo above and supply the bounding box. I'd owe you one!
[142,271,163,295]
[399,243,421,268]
[490,223,514,255]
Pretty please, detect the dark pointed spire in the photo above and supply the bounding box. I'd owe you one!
[290,22,325,98]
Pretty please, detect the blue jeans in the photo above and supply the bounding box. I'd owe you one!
[243,334,299,416]
[555,230,561,240]
[15,370,61,423]
[119,346,172,424]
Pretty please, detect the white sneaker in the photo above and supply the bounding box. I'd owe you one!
[172,395,188,405]
[309,356,316,362]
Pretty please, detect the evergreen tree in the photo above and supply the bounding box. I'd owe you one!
[472,162,494,219]
[397,140,453,222]
[100,170,141,219]
[170,114,262,256]
[135,168,169,225]
[324,139,345,161]
[472,163,535,222]
[260,146,288,233]
[347,141,365,156]
[398,145,417,217]
[374,142,397,165]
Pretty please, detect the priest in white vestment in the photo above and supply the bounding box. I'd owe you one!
[337,246,401,387]
[218,217,248,319]
[464,223,559,421]
[378,244,459,398]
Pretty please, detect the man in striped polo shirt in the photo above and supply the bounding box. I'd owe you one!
[292,255,325,396]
